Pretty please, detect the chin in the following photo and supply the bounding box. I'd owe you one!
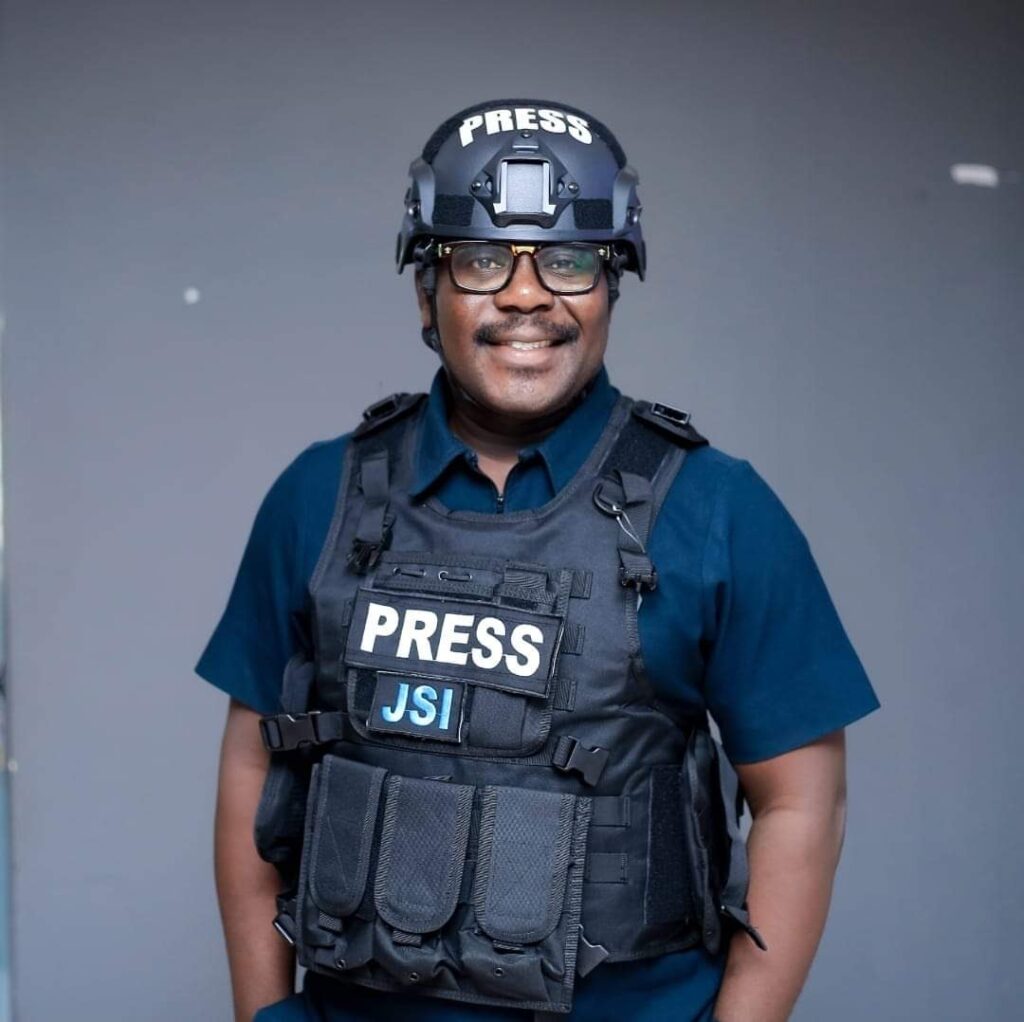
[479,376,577,419]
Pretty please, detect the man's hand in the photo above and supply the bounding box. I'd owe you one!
[214,699,295,1022]
[713,729,848,1022]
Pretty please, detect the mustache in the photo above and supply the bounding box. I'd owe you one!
[473,315,580,346]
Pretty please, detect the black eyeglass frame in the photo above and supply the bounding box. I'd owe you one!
[437,240,613,296]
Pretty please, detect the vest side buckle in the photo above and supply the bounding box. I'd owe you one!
[259,711,322,752]
[553,736,609,787]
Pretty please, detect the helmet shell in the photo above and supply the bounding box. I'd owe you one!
[396,99,645,279]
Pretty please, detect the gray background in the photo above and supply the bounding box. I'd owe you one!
[2,1,1021,1019]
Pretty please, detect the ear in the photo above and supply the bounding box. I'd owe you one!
[414,270,432,329]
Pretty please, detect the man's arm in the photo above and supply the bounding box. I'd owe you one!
[214,698,295,1022]
[712,729,848,1022]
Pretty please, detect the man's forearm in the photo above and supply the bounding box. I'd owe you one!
[712,798,846,1022]
[215,702,295,1022]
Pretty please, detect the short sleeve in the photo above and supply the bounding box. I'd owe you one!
[195,447,321,714]
[703,460,880,764]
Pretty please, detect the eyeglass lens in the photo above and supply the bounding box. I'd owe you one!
[449,243,601,294]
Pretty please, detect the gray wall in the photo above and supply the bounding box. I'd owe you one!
[2,1,1021,1019]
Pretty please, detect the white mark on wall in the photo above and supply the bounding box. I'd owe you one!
[183,287,202,305]
[950,164,1000,187]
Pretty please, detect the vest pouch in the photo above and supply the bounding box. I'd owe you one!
[680,729,731,953]
[370,775,474,990]
[253,754,309,870]
[254,655,318,873]
[462,785,592,1013]
[295,755,387,974]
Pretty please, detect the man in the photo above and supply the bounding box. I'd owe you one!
[197,99,879,1022]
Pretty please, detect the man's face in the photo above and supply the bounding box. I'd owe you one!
[418,244,611,422]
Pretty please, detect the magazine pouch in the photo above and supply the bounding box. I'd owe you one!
[461,785,591,1012]
[296,755,591,1014]
[298,755,387,973]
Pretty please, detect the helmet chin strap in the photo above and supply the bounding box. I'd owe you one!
[414,241,443,353]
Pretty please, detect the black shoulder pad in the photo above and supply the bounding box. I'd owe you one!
[632,400,709,448]
[352,391,426,439]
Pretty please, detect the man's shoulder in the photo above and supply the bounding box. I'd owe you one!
[277,431,351,489]
[671,440,750,496]
[654,440,767,539]
[257,433,353,530]
[292,432,352,475]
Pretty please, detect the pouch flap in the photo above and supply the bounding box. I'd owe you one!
[374,776,474,934]
[309,756,387,918]
[475,786,590,945]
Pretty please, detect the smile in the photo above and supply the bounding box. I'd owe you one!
[485,338,563,350]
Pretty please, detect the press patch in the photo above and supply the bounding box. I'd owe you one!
[368,674,465,743]
[346,590,562,698]
[458,107,592,147]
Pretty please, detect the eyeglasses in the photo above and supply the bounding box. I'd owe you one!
[438,241,611,295]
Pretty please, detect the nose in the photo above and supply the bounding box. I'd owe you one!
[493,253,555,314]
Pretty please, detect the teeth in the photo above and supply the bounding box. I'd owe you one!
[508,341,550,350]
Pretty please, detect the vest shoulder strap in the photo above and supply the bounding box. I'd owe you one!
[593,397,707,593]
[346,392,426,573]
[352,392,426,440]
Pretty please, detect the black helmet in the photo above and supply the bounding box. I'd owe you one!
[397,98,645,280]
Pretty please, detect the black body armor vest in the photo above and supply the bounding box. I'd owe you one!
[254,391,763,1017]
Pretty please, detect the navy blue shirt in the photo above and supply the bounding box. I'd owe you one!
[197,365,879,1022]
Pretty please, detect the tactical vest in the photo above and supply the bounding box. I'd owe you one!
[253,391,764,1017]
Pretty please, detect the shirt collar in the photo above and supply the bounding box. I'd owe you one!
[410,364,619,498]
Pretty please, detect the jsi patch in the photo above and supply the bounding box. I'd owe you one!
[368,674,465,743]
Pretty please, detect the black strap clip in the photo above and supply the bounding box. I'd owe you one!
[363,393,404,422]
[553,736,609,786]
[619,563,658,592]
[720,902,768,951]
[346,527,391,574]
[632,400,708,448]
[650,401,691,427]
[259,711,325,752]
[273,911,297,946]
[352,392,423,439]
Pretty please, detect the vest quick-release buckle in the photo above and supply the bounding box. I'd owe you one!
[552,735,610,786]
[259,711,321,752]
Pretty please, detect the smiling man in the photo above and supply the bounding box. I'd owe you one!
[197,99,880,1022]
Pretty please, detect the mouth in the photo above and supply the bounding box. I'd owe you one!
[474,319,580,349]
[486,337,563,351]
